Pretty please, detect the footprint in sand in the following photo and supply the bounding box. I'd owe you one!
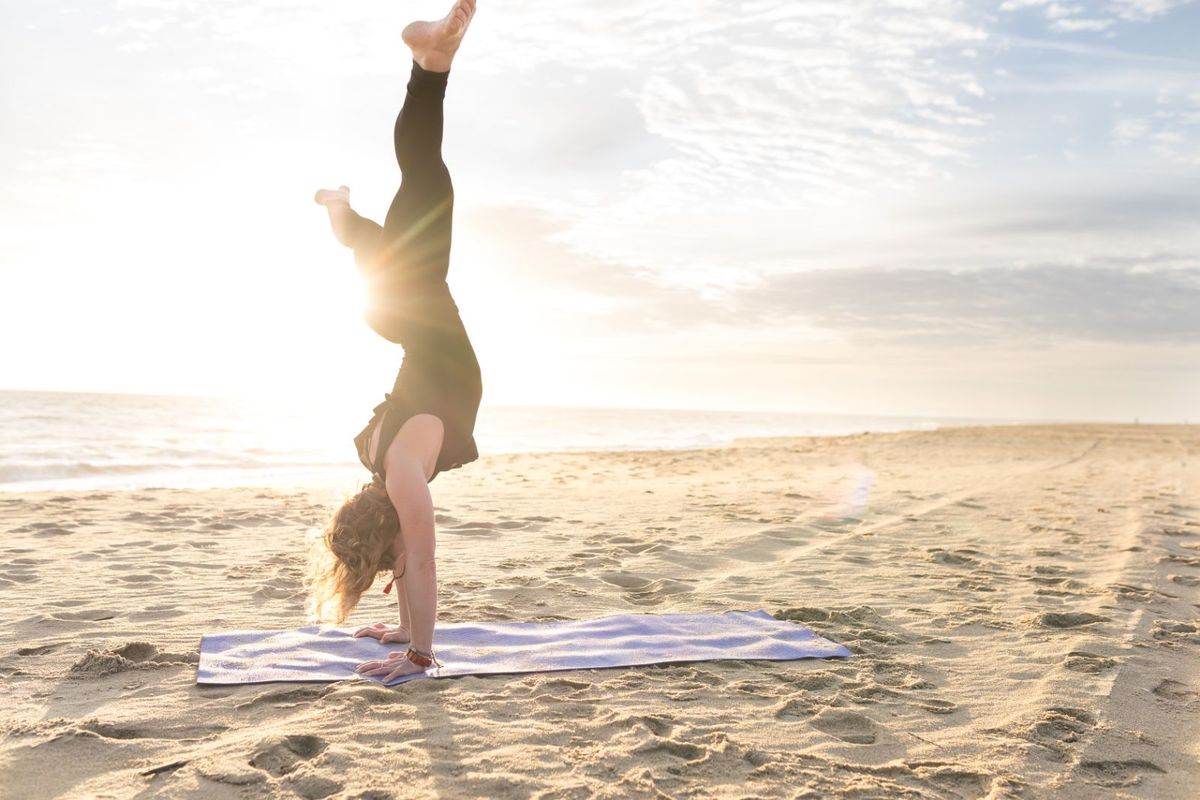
[236,686,327,710]
[49,609,119,622]
[1150,619,1198,646]
[253,582,302,600]
[927,548,979,567]
[569,550,620,568]
[324,683,412,705]
[1079,759,1166,788]
[1064,651,1118,673]
[774,697,816,720]
[1151,678,1199,701]
[77,719,225,741]
[630,737,707,761]
[283,773,344,798]
[987,707,1097,762]
[15,643,62,656]
[1034,707,1097,753]
[1037,612,1107,629]
[916,698,958,715]
[599,572,694,605]
[956,577,997,593]
[632,714,675,737]
[1107,583,1162,603]
[67,642,198,678]
[249,734,328,777]
[627,579,695,605]
[808,708,878,744]
[785,671,842,692]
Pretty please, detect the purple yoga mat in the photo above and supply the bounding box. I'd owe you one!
[198,608,852,686]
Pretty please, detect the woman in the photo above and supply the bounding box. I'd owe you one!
[308,0,480,681]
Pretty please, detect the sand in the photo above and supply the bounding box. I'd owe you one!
[1,424,1198,799]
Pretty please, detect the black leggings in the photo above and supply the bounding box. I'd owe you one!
[346,61,483,483]
[341,60,454,292]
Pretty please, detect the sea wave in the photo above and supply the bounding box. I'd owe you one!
[0,390,996,492]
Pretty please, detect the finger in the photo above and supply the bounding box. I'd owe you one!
[366,662,401,678]
[357,652,404,674]
[352,623,386,638]
[384,666,413,684]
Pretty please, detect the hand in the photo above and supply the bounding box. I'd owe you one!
[352,622,411,645]
[356,651,428,682]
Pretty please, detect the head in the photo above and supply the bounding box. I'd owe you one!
[306,477,400,623]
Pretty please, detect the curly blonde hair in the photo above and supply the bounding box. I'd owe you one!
[307,478,401,623]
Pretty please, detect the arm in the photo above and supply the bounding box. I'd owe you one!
[386,455,438,657]
[354,454,439,680]
[343,209,383,254]
[319,194,384,268]
[341,209,385,276]
[350,550,412,645]
[392,555,412,632]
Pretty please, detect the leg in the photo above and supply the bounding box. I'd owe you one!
[392,62,450,180]
[378,62,455,285]
[314,186,385,272]
[375,0,477,285]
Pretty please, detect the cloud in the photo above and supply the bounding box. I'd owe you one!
[733,262,1200,345]
[458,204,711,336]
[463,204,1200,351]
[1110,87,1200,164]
[998,0,1195,32]
[481,0,991,216]
[1108,0,1197,21]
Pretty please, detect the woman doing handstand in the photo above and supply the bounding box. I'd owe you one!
[309,0,480,681]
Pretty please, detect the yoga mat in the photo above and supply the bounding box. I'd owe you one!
[198,609,851,686]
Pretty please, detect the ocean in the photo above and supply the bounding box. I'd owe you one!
[0,390,1004,492]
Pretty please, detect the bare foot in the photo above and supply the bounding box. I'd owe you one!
[314,185,350,207]
[314,185,356,246]
[402,0,477,72]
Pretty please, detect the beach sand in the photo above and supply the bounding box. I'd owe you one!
[1,424,1198,798]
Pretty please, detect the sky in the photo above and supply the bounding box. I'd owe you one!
[1,0,1198,422]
